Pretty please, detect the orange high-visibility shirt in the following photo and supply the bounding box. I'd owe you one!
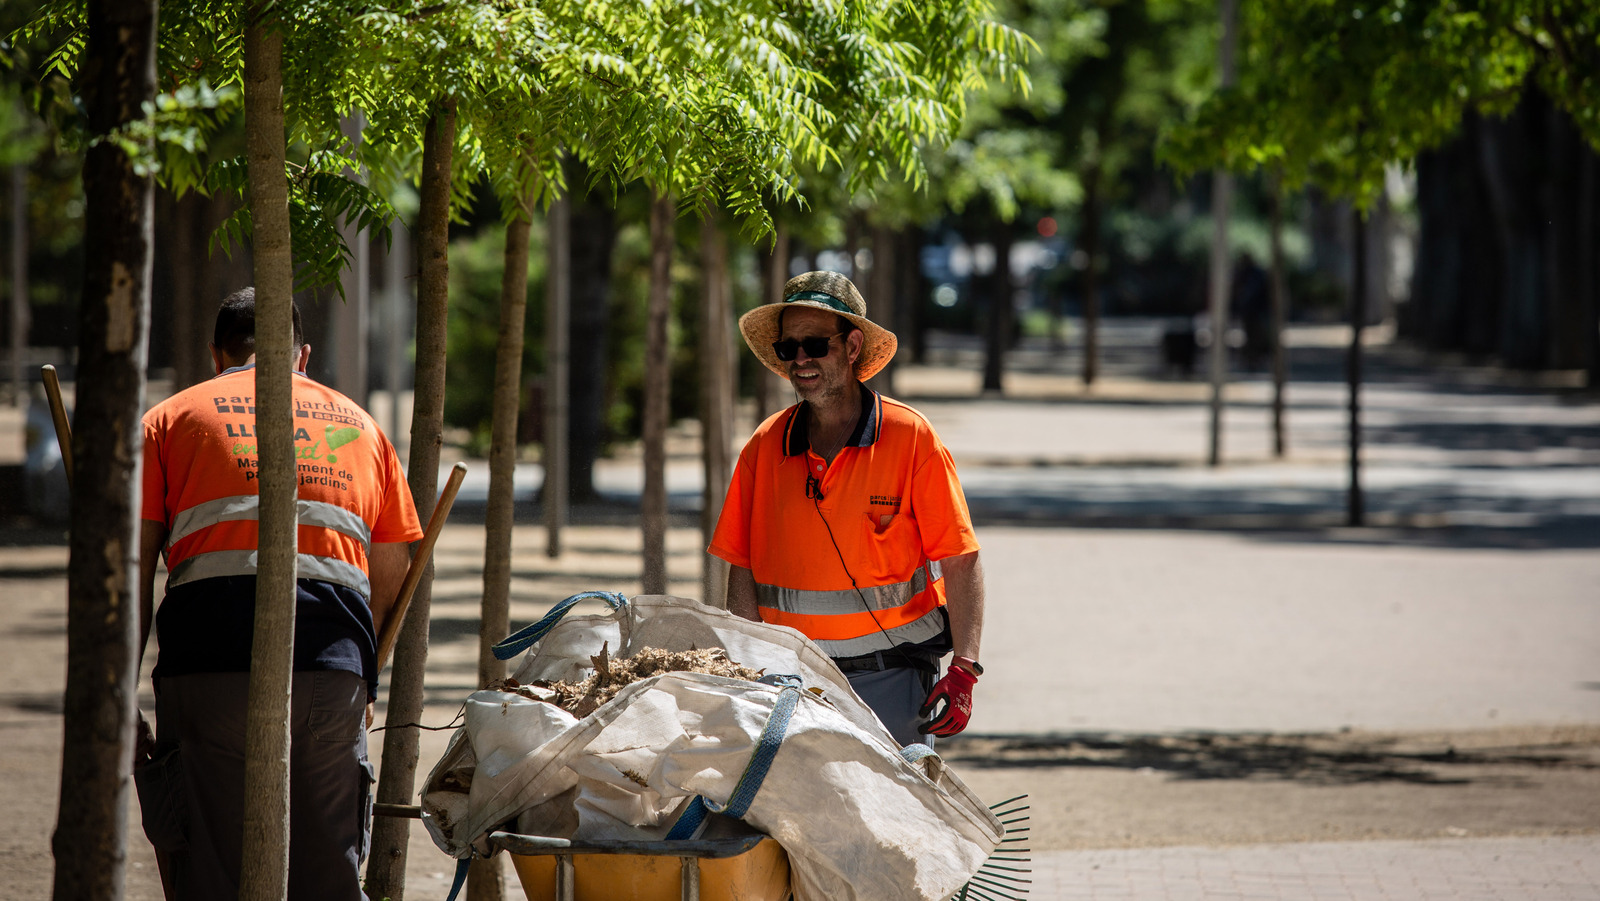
[709,384,979,658]
[142,367,422,598]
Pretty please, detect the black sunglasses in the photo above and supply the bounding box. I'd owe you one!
[772,333,842,362]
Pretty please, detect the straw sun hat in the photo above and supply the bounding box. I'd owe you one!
[738,270,898,382]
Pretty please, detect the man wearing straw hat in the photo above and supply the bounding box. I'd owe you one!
[710,270,986,746]
[136,289,423,900]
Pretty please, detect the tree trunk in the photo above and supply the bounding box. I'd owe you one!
[904,227,929,365]
[166,189,204,391]
[700,213,733,608]
[1207,0,1237,467]
[1347,209,1366,527]
[1582,140,1599,388]
[569,183,616,502]
[480,208,532,687]
[238,6,300,900]
[201,189,254,380]
[1545,101,1584,370]
[981,220,1013,394]
[381,219,411,448]
[1476,97,1547,369]
[1206,169,1233,467]
[1410,148,1467,353]
[641,194,673,595]
[844,213,862,280]
[334,114,369,404]
[367,99,455,901]
[467,200,532,901]
[1269,172,1288,458]
[1080,165,1102,387]
[867,223,896,395]
[545,193,570,558]
[49,1,154,897]
[755,220,790,422]
[11,158,30,407]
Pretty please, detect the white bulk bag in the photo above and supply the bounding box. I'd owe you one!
[420,593,1003,901]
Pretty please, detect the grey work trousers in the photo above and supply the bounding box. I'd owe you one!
[845,665,938,748]
[141,670,373,901]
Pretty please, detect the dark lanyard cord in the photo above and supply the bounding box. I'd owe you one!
[808,461,928,670]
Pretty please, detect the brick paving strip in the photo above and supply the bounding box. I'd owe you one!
[1029,836,1600,901]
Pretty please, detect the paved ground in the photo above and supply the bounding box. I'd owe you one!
[2,326,1597,899]
[1029,836,1600,901]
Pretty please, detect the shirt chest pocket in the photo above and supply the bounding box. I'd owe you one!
[859,509,922,581]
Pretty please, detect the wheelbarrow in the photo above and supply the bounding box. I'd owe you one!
[487,831,792,901]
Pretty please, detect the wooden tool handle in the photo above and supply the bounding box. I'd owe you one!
[41,364,73,489]
[375,461,469,672]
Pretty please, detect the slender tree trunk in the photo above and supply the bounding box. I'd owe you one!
[1206,170,1234,466]
[11,158,30,406]
[200,189,254,382]
[1476,99,1546,369]
[1080,165,1102,387]
[868,222,896,395]
[335,114,369,404]
[468,202,531,901]
[168,190,206,391]
[700,213,733,608]
[238,7,299,900]
[1269,172,1288,457]
[569,184,616,502]
[383,220,411,449]
[367,99,455,901]
[755,220,789,422]
[49,1,154,897]
[544,193,569,558]
[1581,145,1598,388]
[981,219,1013,394]
[904,227,929,365]
[641,195,673,595]
[1347,210,1366,527]
[844,213,862,280]
[1207,0,1238,467]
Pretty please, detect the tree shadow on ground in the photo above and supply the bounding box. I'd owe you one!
[939,732,1600,787]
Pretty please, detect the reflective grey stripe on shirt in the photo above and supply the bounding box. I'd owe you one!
[754,565,944,657]
[754,566,929,617]
[167,549,371,598]
[810,611,948,659]
[168,495,372,551]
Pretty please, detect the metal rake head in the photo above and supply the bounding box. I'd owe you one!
[955,794,1031,901]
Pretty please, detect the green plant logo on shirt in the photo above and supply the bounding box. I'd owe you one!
[323,425,361,463]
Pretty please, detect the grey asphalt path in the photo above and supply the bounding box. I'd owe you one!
[1026,836,1600,901]
[969,525,1600,735]
[434,333,1600,736]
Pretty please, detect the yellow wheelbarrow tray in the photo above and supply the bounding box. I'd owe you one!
[488,830,793,901]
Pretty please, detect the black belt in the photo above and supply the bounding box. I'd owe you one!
[832,650,939,675]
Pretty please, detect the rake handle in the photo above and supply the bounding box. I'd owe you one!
[375,461,468,672]
[41,365,73,489]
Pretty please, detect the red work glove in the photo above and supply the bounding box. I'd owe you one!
[919,665,978,737]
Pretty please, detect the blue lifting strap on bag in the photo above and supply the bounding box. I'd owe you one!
[666,681,802,841]
[444,857,470,901]
[492,591,629,661]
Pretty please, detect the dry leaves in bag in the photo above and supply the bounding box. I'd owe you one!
[489,644,766,717]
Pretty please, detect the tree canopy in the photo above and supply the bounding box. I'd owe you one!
[16,0,1033,272]
[1163,0,1600,204]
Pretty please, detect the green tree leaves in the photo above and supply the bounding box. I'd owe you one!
[1163,0,1600,205]
[17,0,1029,282]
